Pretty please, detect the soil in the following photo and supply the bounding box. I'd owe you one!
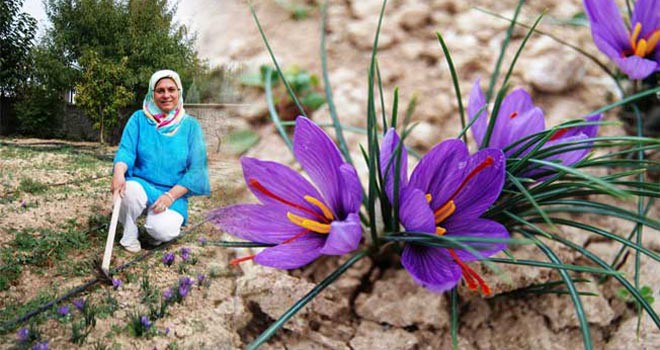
[1,0,659,349]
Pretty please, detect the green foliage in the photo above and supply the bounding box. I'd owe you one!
[75,51,134,143]
[617,285,656,305]
[0,0,37,97]
[17,178,48,194]
[224,129,260,155]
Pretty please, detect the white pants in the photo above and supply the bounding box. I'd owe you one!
[119,181,184,246]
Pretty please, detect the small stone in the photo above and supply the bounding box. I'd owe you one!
[349,321,418,350]
[347,17,398,51]
[398,4,431,31]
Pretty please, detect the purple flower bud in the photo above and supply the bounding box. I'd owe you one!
[57,305,70,317]
[178,276,193,298]
[72,298,86,311]
[197,273,206,286]
[32,341,49,350]
[112,279,122,290]
[162,252,175,266]
[198,237,207,245]
[180,247,191,261]
[140,315,151,329]
[17,328,29,342]
[163,288,173,301]
[165,327,170,335]
[21,200,27,208]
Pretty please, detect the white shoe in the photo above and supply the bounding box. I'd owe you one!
[120,241,141,253]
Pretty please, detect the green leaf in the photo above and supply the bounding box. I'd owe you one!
[224,129,260,155]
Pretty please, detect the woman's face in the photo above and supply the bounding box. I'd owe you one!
[154,78,180,113]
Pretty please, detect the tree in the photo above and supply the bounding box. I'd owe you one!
[75,51,134,143]
[0,0,37,97]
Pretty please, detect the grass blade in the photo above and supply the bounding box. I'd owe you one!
[435,32,466,142]
[264,67,293,151]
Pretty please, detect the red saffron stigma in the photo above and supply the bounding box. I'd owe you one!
[446,156,494,203]
[248,179,326,222]
[230,254,256,265]
[508,112,518,119]
[281,230,311,244]
[549,128,570,141]
[449,249,492,296]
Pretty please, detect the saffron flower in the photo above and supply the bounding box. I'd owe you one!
[178,276,194,298]
[179,247,191,261]
[17,328,29,342]
[163,288,173,301]
[468,79,601,173]
[162,252,175,266]
[72,298,86,311]
[57,305,70,317]
[584,0,659,80]
[111,278,122,290]
[32,342,49,350]
[198,237,208,246]
[140,316,151,329]
[208,116,363,269]
[197,273,206,286]
[380,130,508,294]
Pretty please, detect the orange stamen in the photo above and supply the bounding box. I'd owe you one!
[248,179,326,222]
[630,22,642,52]
[434,200,456,224]
[448,249,492,295]
[287,212,332,234]
[635,39,648,57]
[436,226,447,235]
[509,111,518,119]
[425,193,432,203]
[646,30,660,56]
[230,254,256,265]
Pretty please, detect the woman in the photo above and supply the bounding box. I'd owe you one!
[111,70,211,253]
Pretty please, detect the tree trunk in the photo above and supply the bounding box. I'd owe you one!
[99,107,105,144]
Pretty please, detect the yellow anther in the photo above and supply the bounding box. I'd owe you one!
[304,195,334,220]
[630,22,642,51]
[425,194,432,203]
[635,39,648,57]
[645,30,660,56]
[287,212,331,234]
[434,200,456,224]
[436,226,447,236]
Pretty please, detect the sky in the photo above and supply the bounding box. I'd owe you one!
[21,0,201,39]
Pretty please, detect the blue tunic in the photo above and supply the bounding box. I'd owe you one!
[113,110,211,224]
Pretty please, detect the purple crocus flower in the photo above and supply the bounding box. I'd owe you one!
[178,276,194,298]
[179,247,191,261]
[208,116,363,269]
[111,278,122,290]
[32,341,49,350]
[163,288,173,301]
[17,327,29,342]
[57,305,70,317]
[197,273,206,286]
[162,252,175,266]
[198,236,208,246]
[380,130,508,294]
[72,298,86,311]
[584,0,659,80]
[468,79,601,174]
[140,316,151,329]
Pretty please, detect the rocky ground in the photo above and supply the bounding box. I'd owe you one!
[1,0,658,349]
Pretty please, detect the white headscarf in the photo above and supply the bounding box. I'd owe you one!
[142,69,186,136]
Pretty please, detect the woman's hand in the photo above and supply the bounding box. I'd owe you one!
[111,172,126,198]
[151,193,174,214]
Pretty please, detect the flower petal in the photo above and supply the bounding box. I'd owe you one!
[380,128,409,203]
[254,235,325,269]
[490,89,541,150]
[293,116,344,214]
[409,139,468,211]
[504,106,546,157]
[207,204,302,244]
[399,187,436,233]
[444,218,509,262]
[447,148,505,222]
[614,55,658,80]
[319,213,362,255]
[557,114,602,139]
[401,244,462,292]
[468,78,487,145]
[241,157,324,220]
[583,0,630,57]
[632,0,660,39]
[338,164,363,214]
